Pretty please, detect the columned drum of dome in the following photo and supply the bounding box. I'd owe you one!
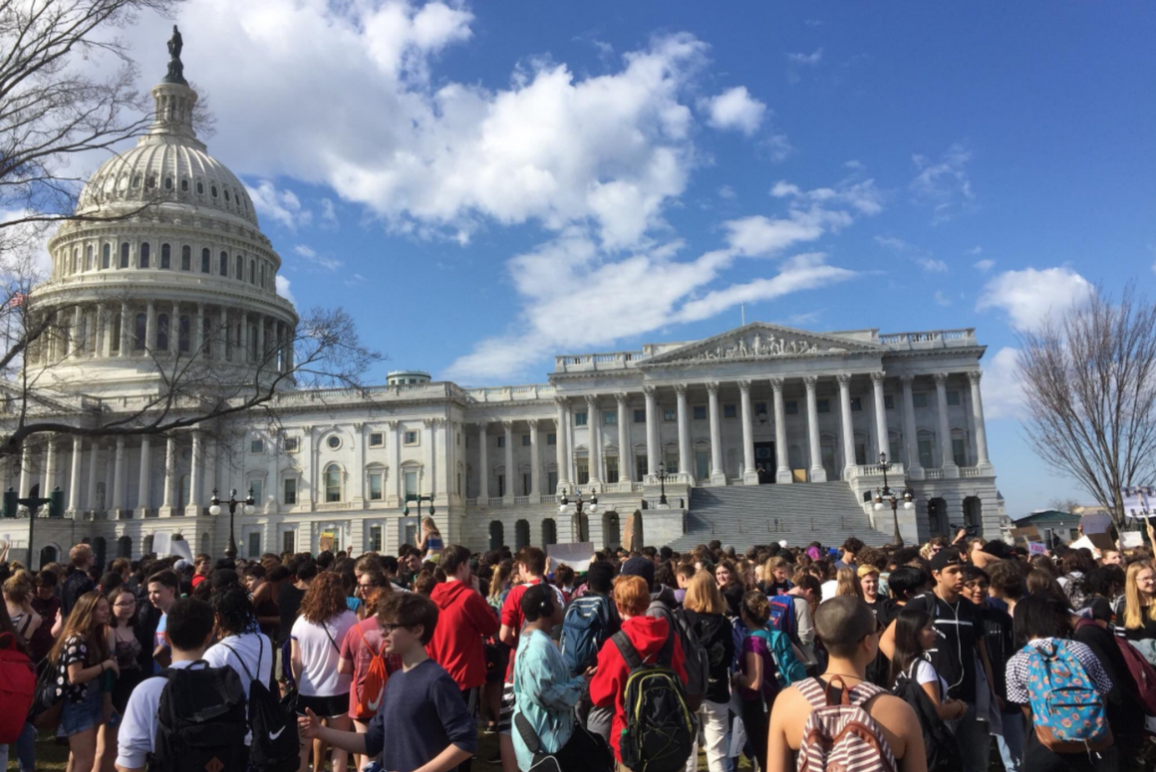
[30,30,298,398]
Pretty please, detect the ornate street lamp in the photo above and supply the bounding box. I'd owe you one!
[872,452,914,546]
[402,492,435,517]
[558,486,598,516]
[210,487,255,560]
[656,461,669,506]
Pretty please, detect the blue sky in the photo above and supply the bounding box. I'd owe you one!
[118,1,1156,518]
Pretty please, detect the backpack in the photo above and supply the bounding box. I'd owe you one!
[352,623,389,718]
[149,662,250,772]
[611,629,695,772]
[753,627,805,687]
[1021,640,1113,753]
[768,595,798,640]
[0,633,34,743]
[891,665,961,772]
[220,637,299,772]
[796,677,897,772]
[559,595,612,677]
[647,599,707,710]
[1074,621,1156,715]
[30,654,64,730]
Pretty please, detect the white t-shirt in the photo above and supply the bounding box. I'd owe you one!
[912,658,949,701]
[820,580,838,602]
[204,632,273,699]
[116,660,196,769]
[291,610,357,697]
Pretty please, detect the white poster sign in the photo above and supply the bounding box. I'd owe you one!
[1027,541,1048,556]
[1123,486,1156,519]
[170,538,193,561]
[1121,531,1145,549]
[547,542,596,573]
[152,532,172,557]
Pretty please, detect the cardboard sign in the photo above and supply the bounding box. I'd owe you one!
[623,513,635,552]
[1080,513,1112,535]
[152,532,172,557]
[1027,541,1048,556]
[547,542,596,573]
[1009,526,1040,540]
[1120,531,1144,549]
[1088,532,1116,552]
[318,532,335,553]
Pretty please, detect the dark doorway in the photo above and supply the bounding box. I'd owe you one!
[754,442,776,483]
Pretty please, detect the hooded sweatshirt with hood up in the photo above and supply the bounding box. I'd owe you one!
[426,579,500,691]
[589,614,687,762]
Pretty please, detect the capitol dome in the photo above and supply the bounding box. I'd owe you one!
[28,29,298,398]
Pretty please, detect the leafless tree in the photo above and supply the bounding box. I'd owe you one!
[1047,497,1083,515]
[1019,283,1156,528]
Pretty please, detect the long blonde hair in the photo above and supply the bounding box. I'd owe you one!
[684,572,725,615]
[835,566,864,599]
[1124,562,1156,629]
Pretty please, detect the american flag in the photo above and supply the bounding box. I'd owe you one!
[7,293,26,308]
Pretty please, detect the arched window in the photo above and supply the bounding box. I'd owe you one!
[181,245,191,271]
[131,175,141,189]
[489,521,504,552]
[202,316,212,356]
[180,179,188,192]
[116,536,132,558]
[85,245,93,271]
[178,316,191,352]
[541,518,557,546]
[260,263,266,288]
[917,430,935,470]
[119,242,129,268]
[249,261,256,284]
[156,313,169,350]
[139,242,150,268]
[160,243,171,269]
[102,243,110,269]
[196,181,204,195]
[224,189,230,202]
[71,248,78,274]
[133,313,146,349]
[324,464,341,502]
[236,255,244,281]
[211,185,218,198]
[201,248,210,273]
[146,175,156,189]
[515,519,530,550]
[163,177,173,190]
[219,251,228,277]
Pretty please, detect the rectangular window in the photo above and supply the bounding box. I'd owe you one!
[522,434,531,446]
[634,409,646,423]
[576,459,589,485]
[283,478,297,505]
[283,437,299,453]
[884,394,895,410]
[547,470,558,493]
[952,438,967,467]
[249,480,263,506]
[404,431,418,445]
[723,404,737,418]
[785,400,799,415]
[918,437,934,469]
[913,392,929,409]
[369,472,383,500]
[817,399,830,414]
[282,530,295,554]
[663,408,676,422]
[855,442,867,466]
[695,450,710,480]
[404,470,418,497]
[523,473,531,496]
[603,410,616,426]
[664,453,679,474]
[635,455,648,481]
[693,405,707,420]
[248,532,261,559]
[606,456,619,484]
[369,432,384,447]
[250,438,263,453]
[496,435,506,448]
[368,526,382,553]
[547,433,557,445]
[497,474,506,497]
[947,390,961,406]
[850,397,862,411]
[574,412,588,427]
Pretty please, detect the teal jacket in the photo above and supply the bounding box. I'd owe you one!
[512,629,588,769]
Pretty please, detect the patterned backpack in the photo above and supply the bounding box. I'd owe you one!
[1022,640,1113,753]
[796,677,897,772]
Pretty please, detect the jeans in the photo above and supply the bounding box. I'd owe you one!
[686,699,729,772]
[950,703,991,772]
[996,710,1024,772]
[0,722,37,772]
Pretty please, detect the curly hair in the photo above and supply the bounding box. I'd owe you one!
[299,571,347,624]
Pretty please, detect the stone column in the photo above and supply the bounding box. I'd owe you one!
[119,302,130,356]
[616,393,631,485]
[18,444,30,499]
[935,373,958,476]
[186,430,202,515]
[739,380,758,485]
[872,372,890,462]
[220,307,229,361]
[111,437,126,512]
[554,398,571,491]
[241,312,249,363]
[805,376,826,482]
[95,304,106,358]
[194,303,204,358]
[85,441,99,511]
[145,301,155,353]
[901,375,922,477]
[256,315,265,364]
[71,305,83,358]
[502,420,514,501]
[707,382,725,485]
[675,385,691,480]
[137,437,151,515]
[771,378,791,483]
[478,422,490,500]
[44,440,56,496]
[204,435,218,508]
[586,396,602,487]
[67,437,83,513]
[425,419,438,498]
[529,419,540,497]
[170,302,180,354]
[160,436,176,517]
[643,386,659,480]
[388,421,400,504]
[969,372,991,469]
[838,374,856,479]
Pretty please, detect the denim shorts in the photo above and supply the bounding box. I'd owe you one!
[58,688,102,737]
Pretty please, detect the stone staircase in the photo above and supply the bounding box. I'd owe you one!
[667,482,889,552]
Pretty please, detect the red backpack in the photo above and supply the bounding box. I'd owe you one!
[0,632,35,743]
[352,624,389,720]
[1076,619,1156,714]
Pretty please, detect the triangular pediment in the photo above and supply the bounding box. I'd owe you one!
[639,323,882,367]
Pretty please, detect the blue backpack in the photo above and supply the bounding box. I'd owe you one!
[560,595,611,676]
[768,595,797,640]
[1022,640,1113,753]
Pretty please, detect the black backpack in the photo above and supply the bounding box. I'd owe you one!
[220,636,300,772]
[891,666,961,772]
[612,630,695,772]
[149,662,249,772]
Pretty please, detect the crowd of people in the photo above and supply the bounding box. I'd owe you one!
[0,517,1152,772]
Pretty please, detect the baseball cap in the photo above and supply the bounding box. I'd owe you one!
[620,556,655,588]
[929,548,964,573]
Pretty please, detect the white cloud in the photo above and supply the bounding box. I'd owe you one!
[982,347,1024,419]
[703,86,767,136]
[974,259,995,272]
[976,267,1094,331]
[874,235,910,251]
[918,257,948,273]
[786,49,823,65]
[934,290,951,307]
[246,181,311,230]
[293,244,343,271]
[320,198,339,227]
[967,245,983,255]
[275,275,295,304]
[717,185,736,200]
[910,144,975,224]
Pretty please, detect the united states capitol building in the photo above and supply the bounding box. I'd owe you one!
[5,45,1000,567]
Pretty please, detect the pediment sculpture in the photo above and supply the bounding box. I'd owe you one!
[690,332,824,361]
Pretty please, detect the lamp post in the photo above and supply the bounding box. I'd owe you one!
[402,492,435,518]
[210,487,255,560]
[558,486,597,541]
[656,461,669,506]
[872,452,914,546]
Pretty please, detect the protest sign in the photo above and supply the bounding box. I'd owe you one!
[152,532,172,556]
[1120,531,1144,549]
[547,542,596,573]
[1027,541,1048,556]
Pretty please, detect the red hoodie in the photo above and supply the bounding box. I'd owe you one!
[426,580,500,690]
[589,615,687,762]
